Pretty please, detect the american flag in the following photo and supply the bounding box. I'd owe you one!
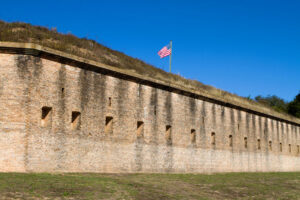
[158,44,171,58]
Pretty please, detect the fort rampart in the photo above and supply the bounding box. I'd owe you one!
[0,42,299,173]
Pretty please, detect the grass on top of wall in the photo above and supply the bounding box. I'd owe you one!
[0,20,206,90]
[0,20,294,118]
[1,20,299,121]
[0,172,300,199]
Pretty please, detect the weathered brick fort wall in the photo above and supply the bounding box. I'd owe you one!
[0,42,300,173]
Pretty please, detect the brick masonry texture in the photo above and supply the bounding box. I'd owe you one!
[0,50,300,173]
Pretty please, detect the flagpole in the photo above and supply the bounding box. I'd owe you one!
[169,40,172,73]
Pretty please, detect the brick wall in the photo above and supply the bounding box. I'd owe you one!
[0,53,299,173]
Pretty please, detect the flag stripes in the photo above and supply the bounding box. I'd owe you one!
[158,46,171,58]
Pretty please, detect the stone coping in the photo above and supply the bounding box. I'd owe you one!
[0,41,299,126]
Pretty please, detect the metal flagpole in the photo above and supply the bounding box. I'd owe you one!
[169,40,172,73]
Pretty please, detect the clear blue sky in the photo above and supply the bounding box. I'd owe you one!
[1,0,299,101]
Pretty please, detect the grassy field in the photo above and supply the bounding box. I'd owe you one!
[0,172,299,200]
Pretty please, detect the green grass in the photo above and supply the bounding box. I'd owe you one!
[0,172,299,199]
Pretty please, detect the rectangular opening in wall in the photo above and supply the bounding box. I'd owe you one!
[165,125,172,144]
[61,88,65,97]
[191,129,196,144]
[71,111,81,130]
[105,116,113,134]
[41,106,52,127]
[289,144,291,153]
[229,135,233,147]
[108,97,112,107]
[257,139,261,150]
[137,121,144,137]
[297,145,300,155]
[211,132,216,146]
[244,137,248,149]
[280,143,283,152]
[269,141,272,151]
